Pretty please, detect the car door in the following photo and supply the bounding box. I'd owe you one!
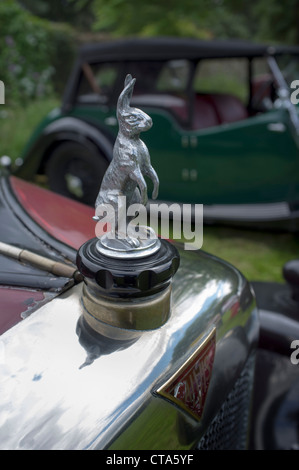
[184,106,298,205]
[127,59,196,202]
[160,57,298,206]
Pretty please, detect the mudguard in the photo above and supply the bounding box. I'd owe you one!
[16,116,114,179]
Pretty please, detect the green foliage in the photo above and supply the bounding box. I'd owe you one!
[0,97,60,160]
[19,0,95,29]
[0,0,75,105]
[46,22,77,95]
[253,0,299,44]
[0,0,53,103]
[92,0,213,38]
[91,0,299,44]
[223,0,299,44]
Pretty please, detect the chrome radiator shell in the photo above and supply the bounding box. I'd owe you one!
[0,243,259,450]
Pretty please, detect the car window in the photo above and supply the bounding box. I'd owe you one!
[275,54,299,87]
[251,57,274,111]
[124,60,191,126]
[76,62,118,105]
[194,58,248,104]
[156,60,190,93]
[77,58,192,125]
[252,57,270,77]
[123,60,190,95]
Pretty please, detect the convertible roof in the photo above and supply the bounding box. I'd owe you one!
[62,37,299,110]
[78,37,299,62]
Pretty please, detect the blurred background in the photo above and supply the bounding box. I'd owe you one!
[0,0,298,282]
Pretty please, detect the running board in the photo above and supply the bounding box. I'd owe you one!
[203,202,292,222]
[147,200,299,231]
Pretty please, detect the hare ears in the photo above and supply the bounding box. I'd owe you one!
[124,74,135,88]
[117,74,136,113]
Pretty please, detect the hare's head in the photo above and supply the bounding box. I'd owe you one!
[117,74,152,136]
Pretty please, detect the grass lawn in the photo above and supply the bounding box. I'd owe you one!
[0,98,298,284]
[201,225,299,282]
[160,219,299,283]
[0,97,60,160]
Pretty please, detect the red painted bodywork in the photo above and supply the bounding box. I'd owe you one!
[1,177,98,336]
[10,176,95,250]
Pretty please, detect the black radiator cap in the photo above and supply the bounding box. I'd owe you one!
[76,237,180,299]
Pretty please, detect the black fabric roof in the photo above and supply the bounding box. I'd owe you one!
[62,37,299,110]
[78,37,299,62]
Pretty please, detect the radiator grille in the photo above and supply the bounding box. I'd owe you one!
[197,354,255,450]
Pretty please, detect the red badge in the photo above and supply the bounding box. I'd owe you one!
[156,327,216,421]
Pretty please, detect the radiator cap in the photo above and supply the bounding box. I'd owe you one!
[76,74,180,338]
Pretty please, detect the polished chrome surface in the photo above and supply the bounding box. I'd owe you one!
[0,155,12,170]
[94,74,160,258]
[0,244,258,450]
[96,233,161,259]
[82,283,172,339]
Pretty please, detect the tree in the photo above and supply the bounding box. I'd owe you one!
[224,0,299,44]
[253,0,299,44]
[17,0,299,44]
[91,0,254,39]
[18,0,95,29]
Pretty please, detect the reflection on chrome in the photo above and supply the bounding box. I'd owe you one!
[0,243,258,450]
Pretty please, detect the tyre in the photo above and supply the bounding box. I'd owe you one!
[45,141,109,205]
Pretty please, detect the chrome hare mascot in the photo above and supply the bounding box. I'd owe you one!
[94,74,159,251]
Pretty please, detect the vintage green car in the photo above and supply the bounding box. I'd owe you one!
[15,37,299,228]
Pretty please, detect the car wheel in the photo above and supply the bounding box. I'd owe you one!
[45,141,109,205]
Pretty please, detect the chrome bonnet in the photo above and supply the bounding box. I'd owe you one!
[0,243,258,450]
